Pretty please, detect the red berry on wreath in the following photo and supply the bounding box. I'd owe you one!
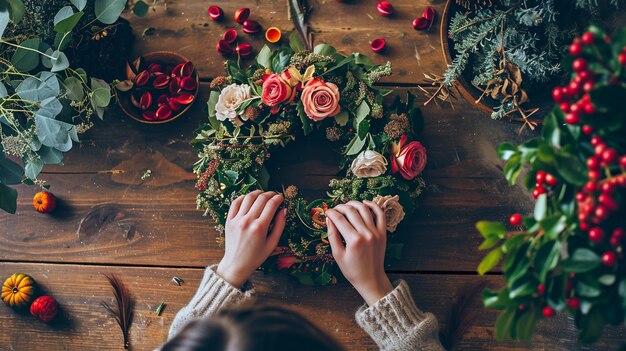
[560,102,571,113]
[587,157,600,170]
[599,194,618,211]
[590,136,603,146]
[566,297,581,310]
[582,101,595,114]
[620,53,626,65]
[588,170,601,180]
[583,81,594,93]
[588,227,604,243]
[30,296,58,323]
[33,191,56,213]
[572,58,588,72]
[613,228,625,241]
[509,213,523,226]
[569,42,582,56]
[545,173,558,187]
[582,32,595,45]
[602,251,617,266]
[537,283,545,295]
[542,306,556,318]
[565,113,580,125]
[579,221,591,232]
[620,155,626,167]
[601,181,616,194]
[584,180,597,193]
[594,206,609,222]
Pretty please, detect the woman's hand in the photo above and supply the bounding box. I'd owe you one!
[326,200,393,306]
[217,190,287,288]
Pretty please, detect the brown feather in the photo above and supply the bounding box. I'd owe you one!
[102,274,134,349]
[289,0,312,51]
[439,280,487,350]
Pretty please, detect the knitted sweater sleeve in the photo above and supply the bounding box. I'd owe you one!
[355,280,445,351]
[167,265,255,340]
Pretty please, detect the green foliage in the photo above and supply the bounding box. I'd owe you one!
[477,25,626,343]
[0,0,121,213]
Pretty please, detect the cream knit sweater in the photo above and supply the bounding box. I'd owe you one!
[168,265,445,351]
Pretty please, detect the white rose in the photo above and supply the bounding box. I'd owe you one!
[215,83,251,123]
[350,150,387,178]
[372,195,405,233]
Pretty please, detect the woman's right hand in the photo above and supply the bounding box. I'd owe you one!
[326,200,394,306]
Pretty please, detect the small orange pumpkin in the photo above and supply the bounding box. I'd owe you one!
[1,273,36,308]
[33,191,56,213]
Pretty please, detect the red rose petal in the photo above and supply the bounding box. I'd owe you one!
[180,76,197,91]
[157,94,169,106]
[175,93,195,105]
[140,91,152,110]
[412,17,429,31]
[148,63,163,73]
[130,94,142,109]
[156,104,172,120]
[169,77,181,94]
[223,29,238,44]
[370,38,386,53]
[235,42,254,58]
[422,6,435,22]
[180,61,194,77]
[208,6,224,21]
[168,98,183,112]
[242,20,261,34]
[142,110,157,120]
[135,70,150,87]
[216,39,232,55]
[234,8,250,24]
[153,74,171,88]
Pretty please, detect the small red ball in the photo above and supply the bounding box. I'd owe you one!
[532,186,547,199]
[601,251,617,266]
[545,173,558,187]
[588,227,605,243]
[613,228,625,241]
[30,296,59,323]
[620,155,626,168]
[552,87,565,103]
[594,206,609,221]
[565,113,580,125]
[602,148,618,164]
[537,283,545,295]
[560,102,571,113]
[535,170,547,184]
[594,143,607,156]
[509,213,523,226]
[581,125,594,135]
[582,32,595,45]
[566,297,581,310]
[587,157,600,170]
[584,180,597,193]
[542,306,556,318]
[620,53,626,65]
[582,101,595,114]
[583,81,594,93]
[590,136,603,146]
[572,58,588,72]
[576,192,587,201]
[569,42,583,56]
[602,181,616,194]
[579,221,591,232]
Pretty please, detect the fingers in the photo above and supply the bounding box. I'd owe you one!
[259,194,284,222]
[364,200,386,235]
[247,191,279,219]
[347,201,376,229]
[227,194,245,219]
[325,209,357,244]
[326,217,345,258]
[334,204,368,233]
[237,190,263,216]
[267,208,287,249]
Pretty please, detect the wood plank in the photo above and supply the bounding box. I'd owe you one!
[0,84,532,271]
[125,0,444,84]
[0,263,623,350]
[308,0,446,84]
[126,0,294,79]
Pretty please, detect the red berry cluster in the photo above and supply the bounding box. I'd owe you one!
[552,32,602,126]
[532,170,558,199]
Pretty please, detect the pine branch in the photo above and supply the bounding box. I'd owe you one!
[102,274,134,349]
[439,281,487,350]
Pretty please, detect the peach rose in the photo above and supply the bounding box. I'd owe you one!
[301,78,341,121]
[262,73,295,106]
[390,135,427,180]
[372,195,405,233]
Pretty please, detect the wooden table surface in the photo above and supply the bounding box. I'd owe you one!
[1,1,625,350]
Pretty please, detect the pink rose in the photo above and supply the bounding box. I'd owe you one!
[262,74,295,106]
[390,135,427,180]
[301,78,341,121]
[276,254,297,269]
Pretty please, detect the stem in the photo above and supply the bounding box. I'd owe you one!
[0,40,54,59]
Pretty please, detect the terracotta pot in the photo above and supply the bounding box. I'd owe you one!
[118,51,200,125]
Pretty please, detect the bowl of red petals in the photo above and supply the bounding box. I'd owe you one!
[116,52,199,124]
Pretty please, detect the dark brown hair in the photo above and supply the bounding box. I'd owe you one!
[162,304,345,351]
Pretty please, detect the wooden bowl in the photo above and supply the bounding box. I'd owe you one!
[439,0,552,119]
[118,51,200,124]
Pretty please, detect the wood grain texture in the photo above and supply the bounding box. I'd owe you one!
[0,84,532,271]
[0,263,624,351]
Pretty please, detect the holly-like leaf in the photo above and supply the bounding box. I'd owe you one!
[478,248,502,275]
[561,248,601,273]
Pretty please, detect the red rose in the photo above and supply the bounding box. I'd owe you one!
[276,254,297,269]
[30,296,59,323]
[390,134,427,180]
[261,73,295,106]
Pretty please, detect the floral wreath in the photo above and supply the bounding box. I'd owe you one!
[193,33,428,285]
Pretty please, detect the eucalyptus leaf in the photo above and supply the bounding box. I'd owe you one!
[64,77,85,100]
[256,45,272,68]
[54,11,84,33]
[94,0,126,24]
[334,111,349,127]
[24,158,43,179]
[0,3,11,39]
[35,113,78,152]
[0,82,7,98]
[90,77,111,107]
[39,97,63,116]
[6,0,25,23]
[38,146,64,164]
[16,72,60,102]
[346,135,366,155]
[51,50,70,72]
[53,6,74,26]
[0,158,23,184]
[289,31,305,52]
[11,38,41,72]
[70,0,87,11]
